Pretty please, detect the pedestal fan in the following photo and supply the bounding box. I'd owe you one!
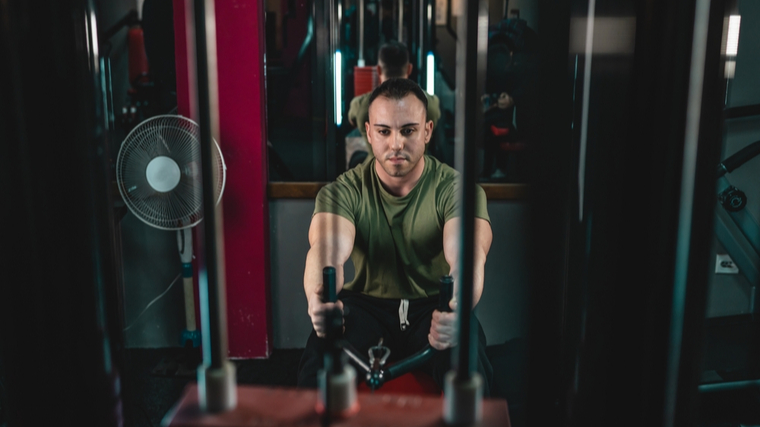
[116,114,226,348]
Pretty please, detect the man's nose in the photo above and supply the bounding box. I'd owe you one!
[390,132,404,151]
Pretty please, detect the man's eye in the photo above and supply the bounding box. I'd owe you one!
[401,128,414,136]
[379,130,390,135]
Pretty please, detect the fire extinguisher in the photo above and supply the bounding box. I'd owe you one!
[127,25,150,88]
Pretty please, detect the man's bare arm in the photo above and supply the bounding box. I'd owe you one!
[304,213,356,337]
[429,217,492,350]
[442,217,493,307]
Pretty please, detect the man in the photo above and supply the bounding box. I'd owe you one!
[347,41,441,163]
[298,78,493,395]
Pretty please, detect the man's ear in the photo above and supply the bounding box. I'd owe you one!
[376,65,383,80]
[425,120,433,143]
[365,121,372,143]
[406,63,413,77]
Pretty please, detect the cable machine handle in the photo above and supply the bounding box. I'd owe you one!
[718,140,760,177]
[439,275,454,313]
[323,266,337,303]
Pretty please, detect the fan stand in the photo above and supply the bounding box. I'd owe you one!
[178,228,202,348]
[150,228,202,378]
[146,159,201,378]
[117,114,225,379]
[143,152,203,349]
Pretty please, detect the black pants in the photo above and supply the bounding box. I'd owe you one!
[297,290,493,396]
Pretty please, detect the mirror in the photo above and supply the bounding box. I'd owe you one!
[264,0,540,183]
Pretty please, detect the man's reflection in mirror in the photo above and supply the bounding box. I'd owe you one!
[480,10,538,182]
[346,41,441,168]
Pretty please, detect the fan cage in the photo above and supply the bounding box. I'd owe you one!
[116,115,227,230]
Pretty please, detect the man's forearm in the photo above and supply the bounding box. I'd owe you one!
[304,245,346,299]
[443,218,492,308]
[448,264,484,307]
[304,213,356,300]
[472,252,486,306]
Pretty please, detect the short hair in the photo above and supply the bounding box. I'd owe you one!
[368,78,428,115]
[378,41,410,78]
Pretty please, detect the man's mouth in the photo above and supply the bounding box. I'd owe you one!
[387,154,408,164]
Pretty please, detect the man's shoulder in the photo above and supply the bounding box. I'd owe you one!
[426,155,456,174]
[332,158,373,188]
[424,156,458,185]
[315,162,371,215]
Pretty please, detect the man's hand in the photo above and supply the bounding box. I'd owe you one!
[428,302,458,350]
[307,291,344,338]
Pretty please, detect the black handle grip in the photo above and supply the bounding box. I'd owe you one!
[322,266,337,303]
[720,140,760,177]
[439,275,454,312]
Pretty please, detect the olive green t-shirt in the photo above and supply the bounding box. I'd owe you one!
[314,155,490,299]
[347,90,441,160]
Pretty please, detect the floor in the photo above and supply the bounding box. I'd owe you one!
[120,348,304,427]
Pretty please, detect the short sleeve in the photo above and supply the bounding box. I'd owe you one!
[474,185,490,223]
[440,180,490,224]
[314,179,360,224]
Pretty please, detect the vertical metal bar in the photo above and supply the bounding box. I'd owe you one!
[663,0,712,425]
[326,0,338,179]
[359,0,365,65]
[193,0,229,371]
[398,0,404,42]
[101,56,114,131]
[453,0,488,379]
[378,0,382,43]
[312,0,328,180]
[419,0,425,80]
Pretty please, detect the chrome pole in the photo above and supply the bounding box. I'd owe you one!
[359,0,365,66]
[444,0,488,424]
[398,0,404,42]
[191,0,236,413]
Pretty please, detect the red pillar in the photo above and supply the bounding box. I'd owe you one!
[173,0,272,358]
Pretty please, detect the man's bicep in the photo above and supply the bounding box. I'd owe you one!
[309,213,356,262]
[442,217,492,264]
[442,217,461,269]
[474,217,493,256]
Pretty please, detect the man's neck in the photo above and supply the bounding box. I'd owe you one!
[375,156,426,197]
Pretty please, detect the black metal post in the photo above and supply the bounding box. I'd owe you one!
[453,0,488,380]
[526,0,726,425]
[0,0,122,425]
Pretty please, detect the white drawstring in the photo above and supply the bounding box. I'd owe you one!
[398,299,410,331]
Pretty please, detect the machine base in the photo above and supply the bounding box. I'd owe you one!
[162,383,509,426]
[197,361,237,413]
[443,371,484,425]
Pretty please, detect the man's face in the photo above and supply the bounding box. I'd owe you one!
[366,94,432,178]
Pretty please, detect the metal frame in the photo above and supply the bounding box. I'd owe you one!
[192,0,230,374]
[453,0,488,381]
